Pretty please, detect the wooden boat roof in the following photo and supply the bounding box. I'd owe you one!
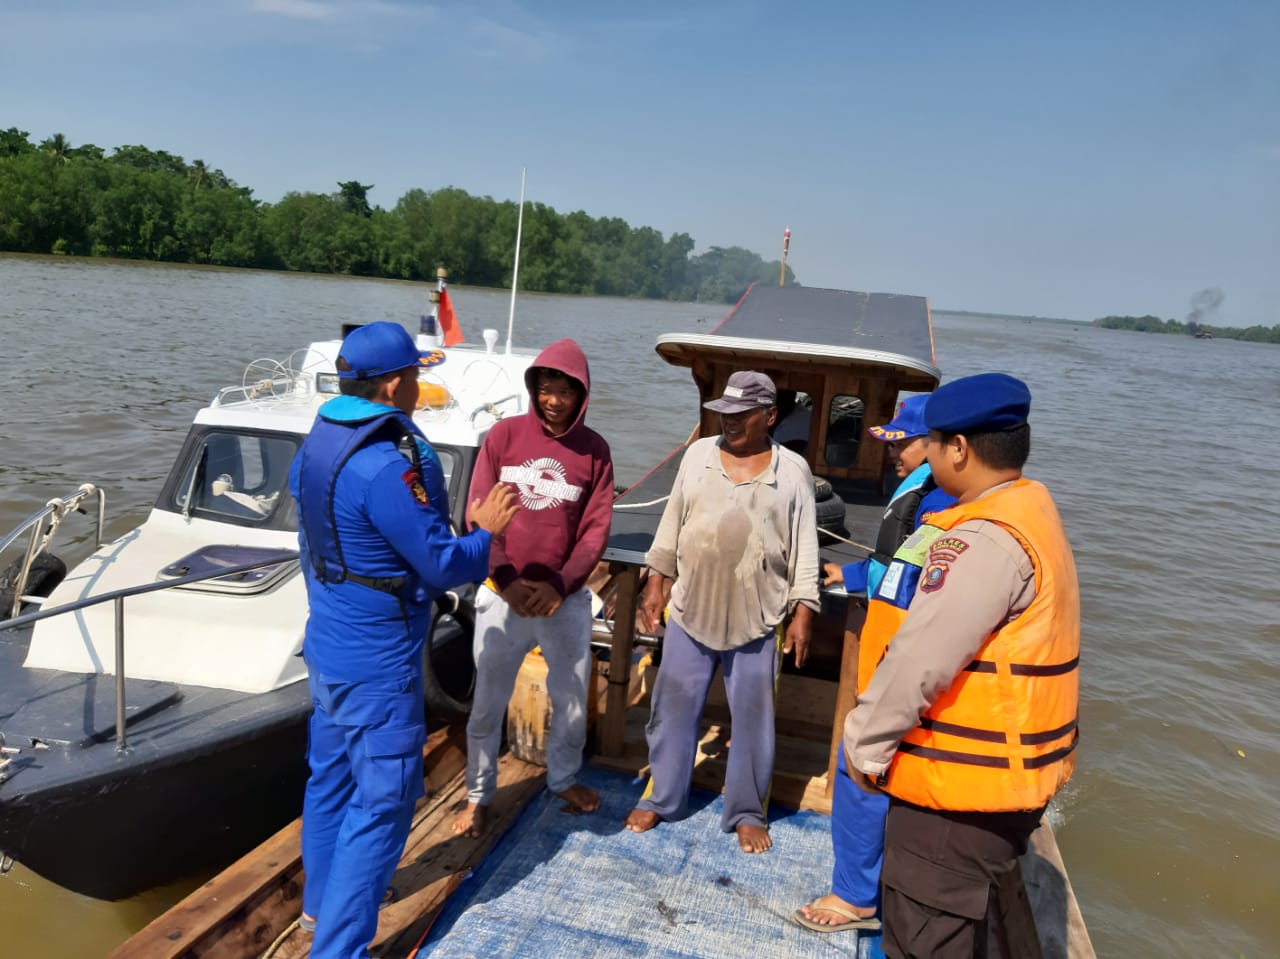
[656,284,940,389]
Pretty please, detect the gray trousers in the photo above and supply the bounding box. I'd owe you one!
[465,584,593,805]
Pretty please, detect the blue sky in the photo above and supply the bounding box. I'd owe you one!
[2,0,1277,324]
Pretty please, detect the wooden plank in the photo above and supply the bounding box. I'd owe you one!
[1021,820,1097,959]
[109,724,467,959]
[826,602,865,797]
[600,563,640,756]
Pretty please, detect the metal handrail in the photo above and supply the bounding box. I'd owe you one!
[1,484,105,619]
[0,551,299,753]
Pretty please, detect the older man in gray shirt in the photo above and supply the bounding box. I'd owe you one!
[624,371,820,853]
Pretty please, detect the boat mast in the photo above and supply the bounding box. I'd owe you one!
[779,226,790,286]
[505,168,527,355]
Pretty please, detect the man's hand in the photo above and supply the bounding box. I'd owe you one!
[639,574,671,634]
[782,604,813,668]
[469,483,518,536]
[500,580,536,617]
[821,562,844,587]
[521,579,563,617]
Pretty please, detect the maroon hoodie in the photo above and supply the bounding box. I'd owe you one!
[467,338,614,597]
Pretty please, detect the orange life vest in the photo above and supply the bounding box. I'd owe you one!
[869,478,1080,812]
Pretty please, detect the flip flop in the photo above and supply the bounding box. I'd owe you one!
[792,898,881,933]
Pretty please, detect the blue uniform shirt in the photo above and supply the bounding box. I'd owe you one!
[289,395,491,682]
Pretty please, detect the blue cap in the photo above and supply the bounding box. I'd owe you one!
[868,394,929,441]
[924,373,1031,433]
[337,322,429,380]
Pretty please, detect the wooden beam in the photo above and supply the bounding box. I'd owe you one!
[599,563,640,757]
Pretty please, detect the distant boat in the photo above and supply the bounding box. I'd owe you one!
[1194,330,1214,339]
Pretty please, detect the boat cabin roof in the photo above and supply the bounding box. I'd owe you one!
[656,284,939,387]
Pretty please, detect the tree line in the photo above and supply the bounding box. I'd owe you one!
[1093,314,1280,344]
[0,127,795,303]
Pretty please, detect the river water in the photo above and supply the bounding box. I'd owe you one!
[0,255,1276,957]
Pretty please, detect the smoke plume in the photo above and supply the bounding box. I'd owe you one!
[1186,287,1225,325]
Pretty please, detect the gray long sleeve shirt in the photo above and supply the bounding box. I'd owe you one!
[645,436,821,651]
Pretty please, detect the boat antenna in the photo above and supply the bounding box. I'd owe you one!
[779,226,790,287]
[505,167,527,355]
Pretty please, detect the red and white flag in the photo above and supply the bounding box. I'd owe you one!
[438,287,463,346]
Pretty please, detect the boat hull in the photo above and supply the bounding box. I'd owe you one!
[0,714,309,900]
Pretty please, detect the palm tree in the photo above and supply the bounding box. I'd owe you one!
[190,159,209,191]
[39,133,71,165]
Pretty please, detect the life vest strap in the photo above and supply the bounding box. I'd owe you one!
[964,656,1079,677]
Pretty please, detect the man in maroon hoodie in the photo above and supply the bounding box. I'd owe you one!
[452,338,615,837]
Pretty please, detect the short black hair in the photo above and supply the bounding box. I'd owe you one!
[534,367,583,394]
[937,423,1030,470]
[337,357,398,400]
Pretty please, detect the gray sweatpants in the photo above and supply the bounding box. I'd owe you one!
[465,583,593,805]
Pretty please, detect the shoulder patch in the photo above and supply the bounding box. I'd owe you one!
[930,536,970,558]
[920,560,950,593]
[402,467,430,507]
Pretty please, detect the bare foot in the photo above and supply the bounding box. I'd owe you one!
[624,808,661,833]
[556,783,600,814]
[451,802,487,838]
[736,823,772,853]
[798,892,876,926]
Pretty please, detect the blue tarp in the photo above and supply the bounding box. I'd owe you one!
[420,766,883,959]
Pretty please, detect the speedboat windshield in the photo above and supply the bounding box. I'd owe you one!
[159,428,301,530]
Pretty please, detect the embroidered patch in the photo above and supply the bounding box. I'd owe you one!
[920,560,950,593]
[931,537,970,557]
[402,468,429,507]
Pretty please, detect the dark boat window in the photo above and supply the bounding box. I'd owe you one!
[824,394,865,467]
[774,390,813,454]
[168,430,301,528]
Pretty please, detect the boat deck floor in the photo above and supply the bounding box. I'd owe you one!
[114,714,1091,959]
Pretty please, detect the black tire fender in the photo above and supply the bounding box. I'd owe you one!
[422,592,476,722]
[0,552,67,618]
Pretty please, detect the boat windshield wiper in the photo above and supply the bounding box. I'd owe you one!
[181,446,209,521]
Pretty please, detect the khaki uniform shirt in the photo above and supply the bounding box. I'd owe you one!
[843,482,1036,776]
[645,436,820,651]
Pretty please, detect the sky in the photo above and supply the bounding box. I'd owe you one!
[2,0,1277,324]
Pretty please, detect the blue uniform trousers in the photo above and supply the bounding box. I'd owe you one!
[831,742,890,909]
[638,621,778,832]
[302,672,426,959]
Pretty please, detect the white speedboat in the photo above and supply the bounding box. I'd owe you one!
[0,301,536,900]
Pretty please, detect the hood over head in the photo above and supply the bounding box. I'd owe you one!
[524,338,591,433]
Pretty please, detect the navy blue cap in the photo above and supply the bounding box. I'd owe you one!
[868,394,929,441]
[924,373,1031,433]
[337,322,429,380]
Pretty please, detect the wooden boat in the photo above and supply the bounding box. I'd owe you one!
[113,283,1094,956]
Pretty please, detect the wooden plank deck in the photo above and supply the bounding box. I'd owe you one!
[112,663,1094,959]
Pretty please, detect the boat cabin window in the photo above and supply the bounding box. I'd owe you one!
[773,391,813,455]
[824,394,865,468]
[165,429,301,529]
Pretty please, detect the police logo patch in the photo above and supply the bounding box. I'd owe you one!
[420,349,447,368]
[920,560,950,593]
[402,468,429,507]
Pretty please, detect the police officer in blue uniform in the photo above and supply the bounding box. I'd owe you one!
[289,321,517,959]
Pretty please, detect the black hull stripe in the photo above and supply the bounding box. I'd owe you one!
[964,656,1079,677]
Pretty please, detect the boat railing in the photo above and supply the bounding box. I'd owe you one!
[0,484,105,620]
[0,549,298,755]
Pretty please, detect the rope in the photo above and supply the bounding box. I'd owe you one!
[818,526,875,552]
[612,494,671,509]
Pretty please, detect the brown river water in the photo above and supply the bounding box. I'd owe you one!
[0,255,1276,957]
